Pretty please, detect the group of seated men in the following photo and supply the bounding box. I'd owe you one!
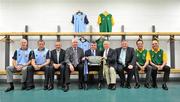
[4,38,170,92]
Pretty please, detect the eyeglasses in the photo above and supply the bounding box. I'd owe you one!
[91,45,96,46]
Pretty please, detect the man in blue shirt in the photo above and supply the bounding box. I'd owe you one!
[5,39,32,92]
[26,40,51,90]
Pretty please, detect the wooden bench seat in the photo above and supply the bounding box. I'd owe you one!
[0,69,180,75]
[0,70,98,75]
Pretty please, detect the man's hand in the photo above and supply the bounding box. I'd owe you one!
[34,65,40,70]
[157,65,163,70]
[69,64,74,72]
[101,57,107,61]
[141,66,146,71]
[53,64,61,69]
[15,65,23,71]
[128,65,133,69]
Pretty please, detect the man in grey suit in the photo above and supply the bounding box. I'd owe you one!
[115,40,136,89]
[65,38,85,90]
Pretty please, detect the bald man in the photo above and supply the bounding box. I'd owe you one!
[65,38,84,91]
[50,41,66,91]
[5,39,32,92]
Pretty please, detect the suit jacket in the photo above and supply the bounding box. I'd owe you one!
[51,49,66,65]
[65,47,84,65]
[85,49,103,57]
[115,47,136,68]
[104,48,116,68]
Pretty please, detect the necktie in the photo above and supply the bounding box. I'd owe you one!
[57,50,60,64]
[74,48,78,67]
[93,50,96,56]
[105,49,108,57]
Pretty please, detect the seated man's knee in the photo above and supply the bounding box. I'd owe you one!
[6,66,12,70]
[164,66,170,72]
[110,67,115,72]
[44,66,50,71]
[22,66,27,71]
[27,66,34,71]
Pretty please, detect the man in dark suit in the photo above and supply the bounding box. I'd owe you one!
[84,41,103,90]
[50,41,66,91]
[103,41,117,90]
[115,39,136,89]
[65,38,85,90]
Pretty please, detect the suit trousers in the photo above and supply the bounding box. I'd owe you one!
[103,59,116,85]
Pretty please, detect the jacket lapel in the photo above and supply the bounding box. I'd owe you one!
[125,47,129,63]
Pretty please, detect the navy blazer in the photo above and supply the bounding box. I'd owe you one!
[85,49,103,57]
[51,49,66,65]
[104,48,117,68]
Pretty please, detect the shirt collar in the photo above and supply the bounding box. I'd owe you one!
[56,49,61,52]
[136,48,145,52]
[152,48,160,53]
[20,47,28,50]
[38,48,45,51]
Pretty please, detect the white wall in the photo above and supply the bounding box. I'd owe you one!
[0,0,180,69]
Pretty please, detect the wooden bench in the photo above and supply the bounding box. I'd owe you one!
[0,70,98,75]
[0,69,180,76]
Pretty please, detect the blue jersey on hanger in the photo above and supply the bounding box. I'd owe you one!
[72,12,89,32]
[78,40,90,53]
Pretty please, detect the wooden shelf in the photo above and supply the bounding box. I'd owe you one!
[0,32,180,36]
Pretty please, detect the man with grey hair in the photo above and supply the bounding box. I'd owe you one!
[65,38,84,91]
[5,39,32,92]
[115,39,136,89]
[103,41,117,90]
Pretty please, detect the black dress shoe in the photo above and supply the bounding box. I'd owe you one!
[162,84,168,90]
[79,83,83,89]
[125,84,131,89]
[48,85,54,91]
[21,83,27,90]
[97,83,102,90]
[108,84,112,89]
[120,83,125,88]
[44,86,48,90]
[144,83,151,89]
[111,84,116,90]
[84,83,88,90]
[64,85,69,92]
[26,85,35,90]
[5,87,14,92]
[134,83,140,89]
[61,84,65,89]
[152,83,158,88]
